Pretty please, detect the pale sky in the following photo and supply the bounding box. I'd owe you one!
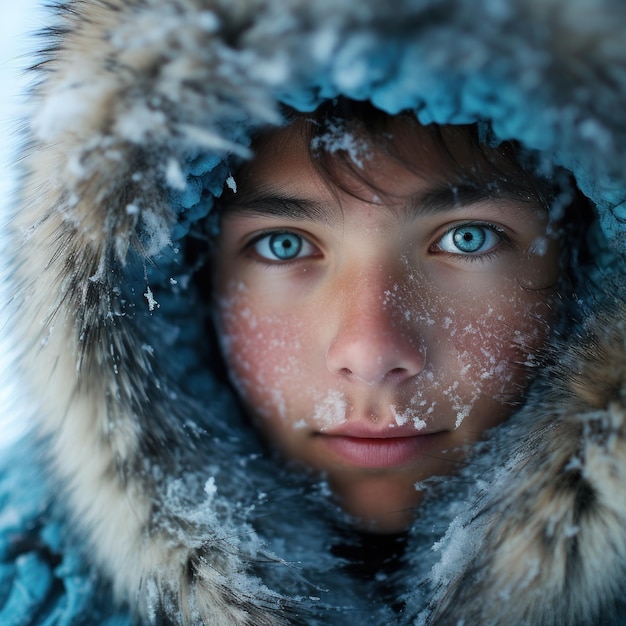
[0,1,44,446]
[0,2,43,193]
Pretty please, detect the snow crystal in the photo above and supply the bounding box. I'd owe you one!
[144,286,159,311]
[114,104,167,143]
[177,124,251,157]
[140,208,171,256]
[204,477,217,499]
[454,405,472,429]
[514,556,541,592]
[240,307,257,329]
[310,121,371,169]
[40,327,52,347]
[88,254,107,283]
[226,175,237,193]
[430,516,475,588]
[564,456,583,472]
[390,405,427,430]
[165,158,186,190]
[33,81,107,142]
[312,389,348,428]
[67,152,86,180]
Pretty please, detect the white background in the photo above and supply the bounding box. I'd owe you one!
[1,1,45,447]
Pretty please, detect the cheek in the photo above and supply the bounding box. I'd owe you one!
[439,288,554,395]
[213,287,311,419]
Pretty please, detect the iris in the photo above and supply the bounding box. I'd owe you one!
[264,232,303,260]
[452,226,487,253]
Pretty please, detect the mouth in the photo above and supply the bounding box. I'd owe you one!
[316,423,447,468]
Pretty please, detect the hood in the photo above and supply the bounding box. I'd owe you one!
[2,0,626,624]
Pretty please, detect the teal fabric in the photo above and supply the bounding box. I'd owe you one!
[0,446,131,625]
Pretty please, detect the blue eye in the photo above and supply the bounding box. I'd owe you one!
[437,224,501,255]
[252,232,314,261]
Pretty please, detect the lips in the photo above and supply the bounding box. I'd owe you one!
[317,423,445,468]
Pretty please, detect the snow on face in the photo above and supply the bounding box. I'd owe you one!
[211,118,560,532]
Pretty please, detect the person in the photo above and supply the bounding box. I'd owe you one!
[1,1,625,625]
[209,103,564,534]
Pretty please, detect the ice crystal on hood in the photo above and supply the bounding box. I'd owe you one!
[33,80,112,143]
[226,175,237,193]
[204,477,217,501]
[114,103,167,143]
[144,286,159,311]
[140,208,172,257]
[165,158,186,190]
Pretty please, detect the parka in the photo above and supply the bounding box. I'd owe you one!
[1,0,626,624]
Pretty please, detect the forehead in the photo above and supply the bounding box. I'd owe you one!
[227,117,546,219]
[243,117,481,186]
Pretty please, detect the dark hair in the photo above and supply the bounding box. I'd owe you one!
[245,98,555,214]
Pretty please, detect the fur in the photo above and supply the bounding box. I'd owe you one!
[3,0,626,623]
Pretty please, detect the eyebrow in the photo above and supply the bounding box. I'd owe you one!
[222,181,541,223]
[414,182,540,217]
[224,195,335,223]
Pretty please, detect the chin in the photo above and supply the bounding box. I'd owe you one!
[330,473,425,534]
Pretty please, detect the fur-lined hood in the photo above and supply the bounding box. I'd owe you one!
[2,0,626,624]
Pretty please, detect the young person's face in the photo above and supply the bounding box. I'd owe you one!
[211,118,561,532]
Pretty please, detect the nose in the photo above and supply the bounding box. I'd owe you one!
[326,273,425,386]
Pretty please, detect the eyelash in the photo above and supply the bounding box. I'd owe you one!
[431,222,511,262]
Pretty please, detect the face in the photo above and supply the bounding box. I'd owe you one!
[211,118,561,532]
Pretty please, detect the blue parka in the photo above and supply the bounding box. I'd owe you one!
[2,1,626,624]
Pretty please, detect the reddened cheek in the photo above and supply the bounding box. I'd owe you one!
[213,287,313,415]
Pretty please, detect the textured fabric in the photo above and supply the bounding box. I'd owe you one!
[0,445,131,625]
[2,0,626,624]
